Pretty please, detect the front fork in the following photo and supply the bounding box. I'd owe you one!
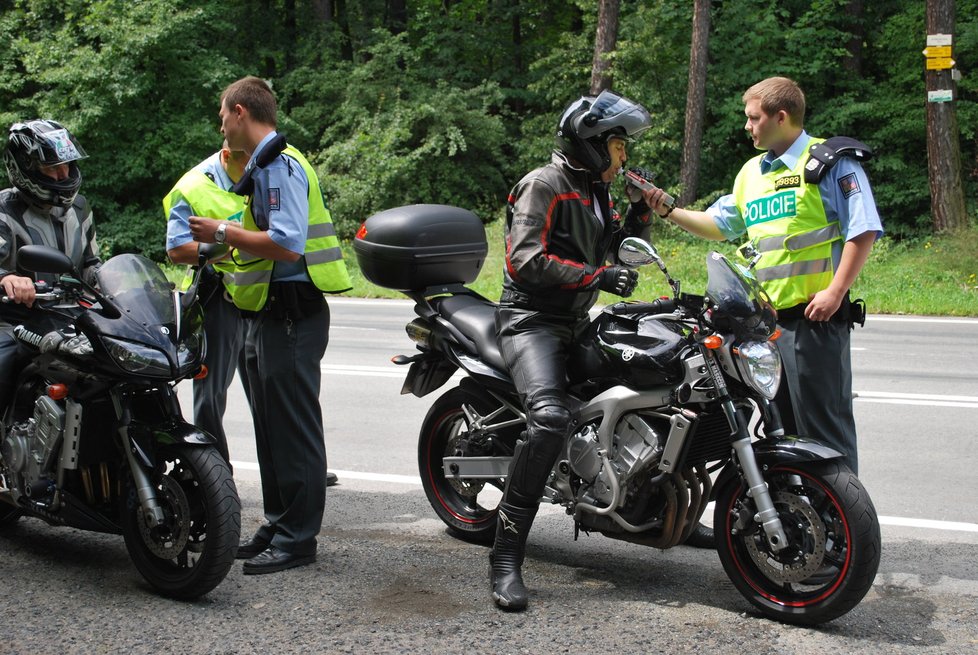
[705,346,789,552]
[111,391,166,528]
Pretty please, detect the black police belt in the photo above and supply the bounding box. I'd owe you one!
[777,292,866,328]
[239,281,325,320]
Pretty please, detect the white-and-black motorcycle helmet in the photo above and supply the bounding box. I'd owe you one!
[555,90,652,174]
[3,119,88,208]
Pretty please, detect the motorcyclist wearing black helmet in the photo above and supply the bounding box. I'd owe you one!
[0,119,100,410]
[490,90,656,611]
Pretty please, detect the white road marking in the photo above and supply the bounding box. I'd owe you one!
[230,460,978,534]
[865,316,978,325]
[878,515,978,533]
[854,391,978,409]
[323,366,978,410]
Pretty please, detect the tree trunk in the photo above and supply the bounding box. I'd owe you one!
[589,0,620,95]
[679,0,710,205]
[284,0,296,73]
[842,0,864,76]
[334,0,354,61]
[387,0,408,34]
[925,0,967,232]
[312,0,333,22]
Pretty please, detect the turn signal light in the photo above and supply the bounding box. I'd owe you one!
[702,335,723,349]
[768,328,782,342]
[47,384,69,400]
[194,365,209,380]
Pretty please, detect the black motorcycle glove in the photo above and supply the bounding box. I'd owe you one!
[596,265,639,297]
[624,166,656,208]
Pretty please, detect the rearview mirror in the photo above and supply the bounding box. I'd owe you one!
[618,237,662,268]
[16,245,74,275]
[197,243,230,265]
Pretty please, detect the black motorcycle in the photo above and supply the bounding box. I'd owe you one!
[0,245,241,599]
[354,204,881,625]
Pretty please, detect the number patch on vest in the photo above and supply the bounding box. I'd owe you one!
[745,190,797,226]
[775,175,801,190]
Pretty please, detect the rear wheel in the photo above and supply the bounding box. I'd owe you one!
[715,460,880,625]
[121,445,241,599]
[418,386,521,544]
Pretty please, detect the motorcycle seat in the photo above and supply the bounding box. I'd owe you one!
[432,294,507,373]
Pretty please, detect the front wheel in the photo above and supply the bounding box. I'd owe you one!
[121,445,241,599]
[418,386,520,545]
[715,460,881,625]
[0,503,21,527]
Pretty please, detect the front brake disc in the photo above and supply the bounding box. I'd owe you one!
[744,491,827,584]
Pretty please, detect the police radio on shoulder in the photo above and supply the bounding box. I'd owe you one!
[623,169,675,216]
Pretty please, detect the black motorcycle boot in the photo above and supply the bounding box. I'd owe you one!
[489,501,538,611]
[683,522,716,549]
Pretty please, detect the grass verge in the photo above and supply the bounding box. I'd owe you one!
[339,216,978,317]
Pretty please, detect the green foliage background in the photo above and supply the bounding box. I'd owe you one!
[0,0,975,263]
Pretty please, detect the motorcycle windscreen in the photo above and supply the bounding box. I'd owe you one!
[704,252,776,340]
[96,254,177,337]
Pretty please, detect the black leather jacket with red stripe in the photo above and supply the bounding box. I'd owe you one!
[500,151,651,314]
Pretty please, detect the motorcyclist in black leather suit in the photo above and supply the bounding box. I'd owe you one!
[490,91,656,611]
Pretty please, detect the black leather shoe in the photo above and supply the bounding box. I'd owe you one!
[326,471,338,487]
[683,523,716,549]
[235,535,271,560]
[242,546,316,575]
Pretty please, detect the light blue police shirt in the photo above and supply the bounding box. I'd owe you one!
[247,131,311,282]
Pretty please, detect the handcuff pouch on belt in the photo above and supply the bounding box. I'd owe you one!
[265,281,325,320]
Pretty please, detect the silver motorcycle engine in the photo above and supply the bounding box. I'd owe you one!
[0,395,67,499]
[567,414,666,505]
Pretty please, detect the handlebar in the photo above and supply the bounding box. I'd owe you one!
[608,297,678,315]
[0,291,62,303]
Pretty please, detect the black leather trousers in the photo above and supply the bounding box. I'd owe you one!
[495,306,590,508]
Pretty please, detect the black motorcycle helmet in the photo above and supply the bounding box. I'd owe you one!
[3,119,88,208]
[555,90,652,174]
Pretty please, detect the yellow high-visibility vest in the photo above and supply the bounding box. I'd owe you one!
[732,136,842,310]
[229,145,351,311]
[162,167,244,291]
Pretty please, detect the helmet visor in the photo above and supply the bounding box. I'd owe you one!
[35,127,88,166]
[578,90,652,141]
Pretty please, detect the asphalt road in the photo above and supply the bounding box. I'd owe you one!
[1,299,976,654]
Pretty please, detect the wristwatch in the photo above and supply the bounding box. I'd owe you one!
[214,222,228,244]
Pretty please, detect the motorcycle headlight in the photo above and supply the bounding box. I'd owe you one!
[101,335,172,377]
[733,340,781,399]
[175,331,203,376]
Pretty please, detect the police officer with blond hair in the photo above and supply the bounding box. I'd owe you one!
[164,142,251,464]
[647,76,882,486]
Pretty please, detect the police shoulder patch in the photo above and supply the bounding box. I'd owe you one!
[838,173,860,198]
[268,187,281,210]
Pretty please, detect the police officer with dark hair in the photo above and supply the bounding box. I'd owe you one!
[490,90,655,611]
[0,119,100,410]
[191,76,352,575]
